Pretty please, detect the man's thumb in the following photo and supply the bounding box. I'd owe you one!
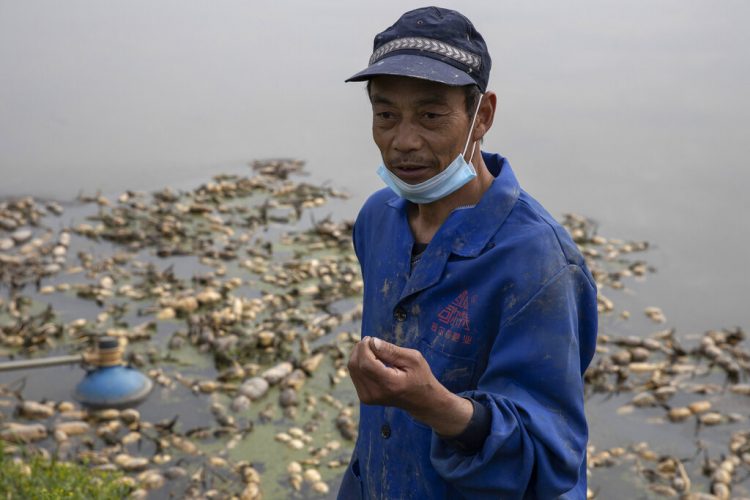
[369,337,401,363]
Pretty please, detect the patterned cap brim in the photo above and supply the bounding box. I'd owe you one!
[345,53,477,88]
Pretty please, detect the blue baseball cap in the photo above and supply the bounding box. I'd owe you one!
[346,6,491,92]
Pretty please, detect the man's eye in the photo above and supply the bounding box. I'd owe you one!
[376,112,394,119]
[423,112,441,120]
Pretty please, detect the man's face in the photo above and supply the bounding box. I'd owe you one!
[369,76,472,185]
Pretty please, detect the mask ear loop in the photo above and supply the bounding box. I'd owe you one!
[462,93,484,164]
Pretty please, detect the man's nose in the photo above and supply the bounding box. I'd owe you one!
[392,121,422,153]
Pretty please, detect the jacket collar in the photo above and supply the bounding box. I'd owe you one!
[385,152,520,301]
[386,151,520,257]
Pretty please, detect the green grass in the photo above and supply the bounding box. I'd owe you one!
[0,443,132,500]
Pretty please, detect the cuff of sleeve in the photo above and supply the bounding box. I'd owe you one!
[437,397,491,453]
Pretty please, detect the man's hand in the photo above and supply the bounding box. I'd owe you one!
[347,336,473,437]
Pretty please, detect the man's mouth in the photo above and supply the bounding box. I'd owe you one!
[392,165,432,183]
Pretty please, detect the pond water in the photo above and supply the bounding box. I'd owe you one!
[2,1,750,497]
[2,1,748,332]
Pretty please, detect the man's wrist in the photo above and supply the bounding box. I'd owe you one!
[408,388,474,437]
[438,397,492,453]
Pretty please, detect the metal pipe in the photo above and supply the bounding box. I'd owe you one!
[0,354,83,372]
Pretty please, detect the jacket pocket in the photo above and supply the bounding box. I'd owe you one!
[336,454,363,500]
[417,339,476,394]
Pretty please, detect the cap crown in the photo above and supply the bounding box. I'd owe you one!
[372,7,491,91]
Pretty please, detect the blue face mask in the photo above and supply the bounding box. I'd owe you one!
[377,93,483,205]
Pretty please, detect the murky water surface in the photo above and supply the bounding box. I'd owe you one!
[2,2,750,498]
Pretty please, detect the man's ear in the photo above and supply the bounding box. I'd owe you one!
[473,91,497,142]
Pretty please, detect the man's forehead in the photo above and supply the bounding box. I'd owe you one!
[369,75,464,101]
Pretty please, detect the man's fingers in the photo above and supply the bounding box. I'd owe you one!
[349,337,378,401]
[348,337,401,384]
[347,336,364,371]
[369,337,416,367]
[350,337,388,376]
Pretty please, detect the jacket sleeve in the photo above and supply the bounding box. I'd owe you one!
[429,264,598,499]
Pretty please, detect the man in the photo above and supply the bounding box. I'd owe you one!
[340,7,597,499]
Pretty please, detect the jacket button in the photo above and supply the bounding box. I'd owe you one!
[393,307,407,322]
[381,424,391,439]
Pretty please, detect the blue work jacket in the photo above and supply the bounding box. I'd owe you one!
[339,152,598,499]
